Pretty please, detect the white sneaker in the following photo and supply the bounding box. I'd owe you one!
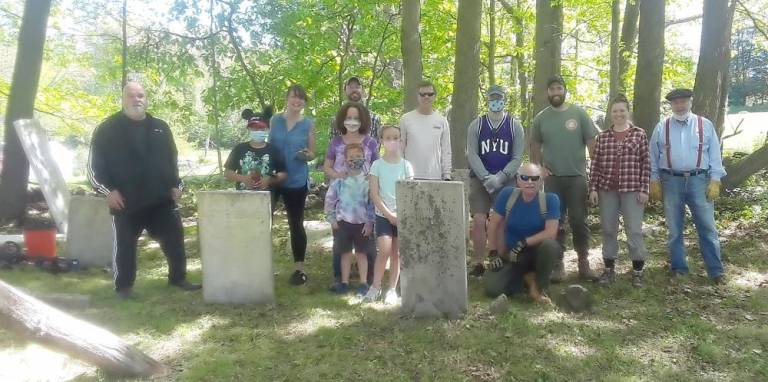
[383,288,399,305]
[362,286,381,302]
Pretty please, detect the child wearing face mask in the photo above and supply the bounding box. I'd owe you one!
[324,144,376,295]
[324,102,380,289]
[364,125,414,304]
[224,107,288,192]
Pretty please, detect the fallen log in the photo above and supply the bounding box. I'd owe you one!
[0,278,166,378]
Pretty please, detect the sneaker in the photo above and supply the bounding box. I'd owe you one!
[383,288,399,305]
[469,263,486,277]
[170,280,202,291]
[331,282,349,294]
[598,267,616,285]
[356,283,370,296]
[115,288,133,299]
[362,286,381,302]
[289,270,308,285]
[631,270,644,288]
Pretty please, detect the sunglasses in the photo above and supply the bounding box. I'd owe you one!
[519,175,541,182]
[419,92,435,97]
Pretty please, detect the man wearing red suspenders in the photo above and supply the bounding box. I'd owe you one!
[648,88,726,284]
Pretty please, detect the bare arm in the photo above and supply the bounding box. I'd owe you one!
[368,175,395,220]
[586,138,596,159]
[530,141,543,166]
[323,157,346,179]
[523,219,558,246]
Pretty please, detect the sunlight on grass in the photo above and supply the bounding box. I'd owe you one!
[0,344,93,381]
[530,310,625,330]
[544,334,598,359]
[137,314,227,361]
[279,308,359,340]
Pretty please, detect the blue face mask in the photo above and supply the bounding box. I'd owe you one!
[488,99,505,112]
[250,130,269,143]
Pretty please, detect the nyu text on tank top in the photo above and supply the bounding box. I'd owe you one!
[478,113,515,174]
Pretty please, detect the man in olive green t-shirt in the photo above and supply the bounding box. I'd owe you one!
[530,76,599,283]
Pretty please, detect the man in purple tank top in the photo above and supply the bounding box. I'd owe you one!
[465,85,525,277]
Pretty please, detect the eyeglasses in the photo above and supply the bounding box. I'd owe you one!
[419,92,435,97]
[519,175,541,182]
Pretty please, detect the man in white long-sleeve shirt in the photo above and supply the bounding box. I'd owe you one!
[400,80,452,180]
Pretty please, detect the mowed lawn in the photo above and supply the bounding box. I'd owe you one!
[1,194,767,381]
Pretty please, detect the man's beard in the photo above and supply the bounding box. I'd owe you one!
[347,92,362,102]
[548,95,565,107]
[124,104,146,119]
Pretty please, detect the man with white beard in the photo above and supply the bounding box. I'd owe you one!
[88,82,201,299]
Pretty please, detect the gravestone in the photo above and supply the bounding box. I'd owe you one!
[14,119,70,232]
[65,196,114,268]
[198,191,274,304]
[397,180,468,318]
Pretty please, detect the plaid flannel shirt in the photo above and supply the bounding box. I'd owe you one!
[589,125,651,194]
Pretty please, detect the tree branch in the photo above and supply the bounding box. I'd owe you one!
[736,0,768,41]
[223,1,266,108]
[665,14,703,28]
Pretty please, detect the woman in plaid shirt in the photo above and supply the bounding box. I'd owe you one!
[588,95,651,288]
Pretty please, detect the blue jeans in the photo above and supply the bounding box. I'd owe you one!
[660,172,723,278]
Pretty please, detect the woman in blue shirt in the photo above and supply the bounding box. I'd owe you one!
[269,84,317,285]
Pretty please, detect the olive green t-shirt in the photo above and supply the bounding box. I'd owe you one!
[531,105,598,176]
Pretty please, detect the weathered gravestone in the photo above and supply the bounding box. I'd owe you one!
[65,196,114,268]
[397,180,468,318]
[14,119,70,233]
[198,191,274,304]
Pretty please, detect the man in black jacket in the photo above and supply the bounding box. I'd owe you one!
[88,82,200,298]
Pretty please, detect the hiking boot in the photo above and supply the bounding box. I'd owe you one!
[577,255,599,282]
[331,282,350,294]
[550,258,565,283]
[170,280,202,291]
[598,267,616,285]
[289,270,308,285]
[362,286,381,302]
[631,270,644,288]
[712,275,725,285]
[384,288,399,305]
[469,263,486,277]
[116,288,133,300]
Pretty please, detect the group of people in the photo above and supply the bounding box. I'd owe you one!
[89,75,726,305]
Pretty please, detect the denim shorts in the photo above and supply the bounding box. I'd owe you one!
[375,215,398,238]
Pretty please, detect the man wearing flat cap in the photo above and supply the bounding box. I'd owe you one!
[648,88,726,284]
[465,85,525,277]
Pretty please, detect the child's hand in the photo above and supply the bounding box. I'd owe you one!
[362,222,373,237]
[255,176,271,190]
[240,174,257,189]
[331,221,340,230]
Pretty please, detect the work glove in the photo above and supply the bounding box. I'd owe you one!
[508,240,526,263]
[488,250,505,270]
[649,181,662,202]
[483,173,506,194]
[706,180,721,201]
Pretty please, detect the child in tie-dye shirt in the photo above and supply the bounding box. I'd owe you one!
[324,143,375,294]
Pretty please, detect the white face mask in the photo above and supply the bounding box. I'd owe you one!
[673,111,691,122]
[344,119,361,132]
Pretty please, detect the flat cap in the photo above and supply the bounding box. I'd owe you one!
[665,88,694,101]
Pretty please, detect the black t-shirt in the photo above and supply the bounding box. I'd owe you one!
[224,142,286,190]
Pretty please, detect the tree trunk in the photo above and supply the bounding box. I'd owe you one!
[532,0,563,115]
[618,0,639,94]
[451,0,482,170]
[723,144,768,189]
[121,0,128,88]
[0,279,165,378]
[498,0,529,126]
[0,0,51,224]
[632,0,665,135]
[606,0,621,127]
[488,0,496,87]
[401,0,423,112]
[210,0,223,175]
[692,0,737,138]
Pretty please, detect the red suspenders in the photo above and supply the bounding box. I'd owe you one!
[664,115,704,169]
